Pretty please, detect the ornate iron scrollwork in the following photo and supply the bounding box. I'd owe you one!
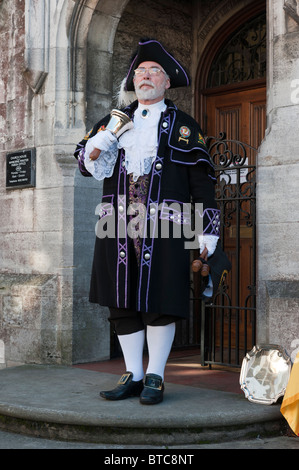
[196,134,257,367]
[206,133,256,230]
[208,13,266,88]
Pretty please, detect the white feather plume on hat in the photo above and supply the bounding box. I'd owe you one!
[115,77,137,108]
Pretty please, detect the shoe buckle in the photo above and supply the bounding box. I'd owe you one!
[145,377,163,390]
[117,373,131,385]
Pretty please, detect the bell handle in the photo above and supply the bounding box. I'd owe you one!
[89,148,101,161]
[191,246,210,276]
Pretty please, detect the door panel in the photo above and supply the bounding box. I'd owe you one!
[206,87,266,150]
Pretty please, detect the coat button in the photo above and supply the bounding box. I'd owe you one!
[155,163,162,170]
[120,251,126,258]
[144,253,150,260]
[150,207,156,215]
[118,205,124,213]
[162,122,168,128]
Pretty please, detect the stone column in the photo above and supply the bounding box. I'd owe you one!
[256,0,299,359]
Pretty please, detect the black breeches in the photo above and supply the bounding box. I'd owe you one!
[109,308,180,335]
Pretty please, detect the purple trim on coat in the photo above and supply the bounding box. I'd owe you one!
[195,207,221,236]
[98,195,114,218]
[160,199,191,225]
[116,151,128,308]
[208,173,217,182]
[77,148,93,176]
[170,148,213,167]
[161,113,171,135]
[144,156,163,312]
[137,113,169,312]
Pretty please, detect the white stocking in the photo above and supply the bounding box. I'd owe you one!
[146,323,176,380]
[117,330,145,381]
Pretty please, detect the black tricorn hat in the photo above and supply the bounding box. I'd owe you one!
[125,39,190,91]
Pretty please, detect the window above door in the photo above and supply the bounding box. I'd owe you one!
[207,12,266,88]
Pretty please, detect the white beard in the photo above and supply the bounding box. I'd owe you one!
[134,79,166,101]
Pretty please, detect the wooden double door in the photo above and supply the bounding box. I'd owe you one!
[203,84,266,361]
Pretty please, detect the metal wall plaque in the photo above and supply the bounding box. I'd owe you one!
[240,344,292,405]
[6,148,36,189]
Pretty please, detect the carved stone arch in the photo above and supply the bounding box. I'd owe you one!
[67,0,130,130]
[55,1,130,364]
[196,0,259,52]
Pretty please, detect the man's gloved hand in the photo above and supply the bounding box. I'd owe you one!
[86,130,118,161]
[192,235,219,276]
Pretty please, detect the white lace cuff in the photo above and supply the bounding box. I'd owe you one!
[84,140,119,181]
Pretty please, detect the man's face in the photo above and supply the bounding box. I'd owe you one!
[133,61,170,104]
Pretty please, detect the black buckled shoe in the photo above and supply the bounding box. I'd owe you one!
[139,373,164,405]
[99,372,143,400]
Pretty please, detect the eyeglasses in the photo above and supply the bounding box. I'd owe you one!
[134,66,166,76]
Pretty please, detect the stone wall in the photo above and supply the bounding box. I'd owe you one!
[0,274,62,367]
[0,0,111,366]
[0,0,37,366]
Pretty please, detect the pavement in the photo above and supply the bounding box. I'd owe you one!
[0,351,299,450]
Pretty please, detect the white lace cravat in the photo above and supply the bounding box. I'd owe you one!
[84,100,166,182]
[118,100,167,181]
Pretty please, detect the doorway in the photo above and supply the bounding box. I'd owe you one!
[195,8,266,366]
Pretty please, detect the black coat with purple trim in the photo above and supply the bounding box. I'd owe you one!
[74,100,219,318]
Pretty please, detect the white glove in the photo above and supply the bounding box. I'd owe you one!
[84,129,119,178]
[85,130,117,160]
[198,234,219,257]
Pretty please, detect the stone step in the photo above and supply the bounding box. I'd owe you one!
[0,365,284,446]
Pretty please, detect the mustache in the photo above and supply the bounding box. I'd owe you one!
[136,79,156,90]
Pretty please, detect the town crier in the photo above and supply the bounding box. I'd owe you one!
[74,38,220,404]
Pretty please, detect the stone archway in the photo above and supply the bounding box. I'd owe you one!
[67,0,130,363]
[60,0,196,362]
[67,0,130,131]
[22,0,131,364]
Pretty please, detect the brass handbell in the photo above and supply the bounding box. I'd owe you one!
[106,109,134,138]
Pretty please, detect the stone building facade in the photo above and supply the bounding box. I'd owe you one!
[0,0,299,367]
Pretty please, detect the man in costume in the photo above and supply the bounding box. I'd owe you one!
[74,39,220,404]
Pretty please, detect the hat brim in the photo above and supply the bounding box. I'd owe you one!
[125,39,190,91]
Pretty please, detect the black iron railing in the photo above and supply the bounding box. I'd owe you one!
[190,134,257,367]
